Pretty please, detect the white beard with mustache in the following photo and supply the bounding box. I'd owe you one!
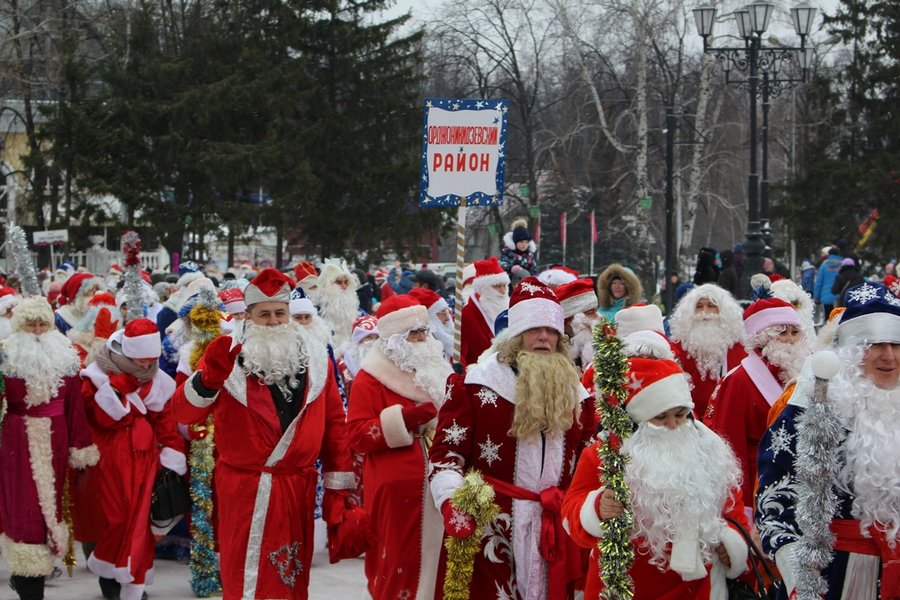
[382,334,453,404]
[678,314,742,381]
[240,320,311,389]
[831,349,900,544]
[301,316,333,348]
[761,338,811,383]
[317,285,359,356]
[343,338,376,378]
[569,313,598,369]
[476,287,508,326]
[623,419,742,571]
[0,317,12,342]
[1,330,80,405]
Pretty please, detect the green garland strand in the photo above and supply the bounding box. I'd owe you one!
[592,320,635,599]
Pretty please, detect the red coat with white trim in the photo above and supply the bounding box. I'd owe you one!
[82,362,185,597]
[460,296,494,366]
[172,329,355,600]
[346,344,447,600]
[671,341,747,419]
[428,354,597,600]
[561,437,749,600]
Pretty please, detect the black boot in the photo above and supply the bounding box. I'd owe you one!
[9,575,44,600]
[98,577,121,600]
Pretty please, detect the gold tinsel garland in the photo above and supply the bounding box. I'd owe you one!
[591,320,635,599]
[441,470,500,600]
[63,474,76,576]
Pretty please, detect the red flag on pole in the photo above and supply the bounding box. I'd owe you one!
[560,211,567,246]
[589,210,598,243]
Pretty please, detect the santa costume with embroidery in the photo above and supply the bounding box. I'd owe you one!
[172,269,356,600]
[562,358,749,600]
[0,298,99,591]
[82,319,185,600]
[346,296,452,599]
[429,278,597,599]
[460,257,509,366]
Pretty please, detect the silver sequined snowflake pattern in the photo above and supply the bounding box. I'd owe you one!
[268,541,304,588]
[885,290,900,308]
[518,281,543,295]
[476,387,498,407]
[767,422,793,460]
[479,435,503,466]
[442,420,468,445]
[443,383,455,403]
[625,372,644,392]
[847,283,879,305]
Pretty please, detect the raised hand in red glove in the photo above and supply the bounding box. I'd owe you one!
[441,500,476,538]
[401,401,437,429]
[93,307,119,340]
[199,336,242,390]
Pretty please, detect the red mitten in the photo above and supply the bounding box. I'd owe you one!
[108,372,139,394]
[441,500,476,538]
[199,336,242,390]
[93,308,119,340]
[401,402,437,428]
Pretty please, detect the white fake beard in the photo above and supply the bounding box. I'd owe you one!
[623,420,741,569]
[317,285,359,349]
[302,316,333,347]
[676,314,740,380]
[0,317,12,342]
[382,334,452,404]
[569,313,598,368]
[343,338,376,378]
[241,320,310,387]
[1,331,80,405]
[831,350,900,544]
[761,338,811,383]
[476,287,509,324]
[431,318,455,360]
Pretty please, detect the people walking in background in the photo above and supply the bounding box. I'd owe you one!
[814,246,844,317]
[596,263,643,322]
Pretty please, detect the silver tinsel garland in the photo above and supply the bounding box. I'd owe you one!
[793,374,843,599]
[121,231,145,322]
[5,224,41,297]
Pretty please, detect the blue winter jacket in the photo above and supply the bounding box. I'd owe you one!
[813,254,843,305]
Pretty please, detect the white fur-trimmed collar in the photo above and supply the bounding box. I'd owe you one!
[359,342,432,404]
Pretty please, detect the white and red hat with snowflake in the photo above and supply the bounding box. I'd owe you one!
[117,318,161,360]
[615,303,665,339]
[537,265,579,289]
[218,287,246,315]
[472,257,510,294]
[555,278,598,319]
[244,268,294,307]
[375,295,428,339]
[506,277,564,339]
[742,297,800,337]
[624,357,693,423]
[351,315,379,344]
[836,282,900,347]
[408,288,449,321]
[289,288,316,316]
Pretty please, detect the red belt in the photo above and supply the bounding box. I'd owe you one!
[7,402,65,418]
[831,519,900,598]
[484,475,579,600]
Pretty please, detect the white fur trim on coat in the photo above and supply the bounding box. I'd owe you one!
[579,488,606,539]
[88,551,134,583]
[775,542,798,595]
[140,369,176,412]
[68,444,100,469]
[0,534,55,576]
[719,525,749,579]
[185,372,218,408]
[360,343,433,404]
[430,469,464,511]
[159,447,187,475]
[380,404,414,448]
[24,417,68,556]
[94,382,130,421]
[81,362,110,389]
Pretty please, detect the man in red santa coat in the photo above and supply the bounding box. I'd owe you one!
[562,357,749,599]
[408,287,455,361]
[54,271,106,334]
[346,295,452,599]
[0,297,99,600]
[669,283,747,418]
[82,318,186,600]
[430,277,596,599]
[704,297,811,507]
[555,278,599,371]
[460,256,509,365]
[172,268,357,600]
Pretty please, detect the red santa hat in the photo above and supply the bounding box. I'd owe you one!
[624,358,694,423]
[120,318,161,359]
[622,330,675,359]
[293,261,318,291]
[472,257,510,293]
[244,269,294,307]
[742,297,800,338]
[108,263,123,275]
[58,272,97,306]
[462,263,477,288]
[506,277,564,339]
[537,266,579,289]
[375,295,428,339]
[218,287,247,315]
[351,314,379,344]
[90,292,117,307]
[555,278,598,319]
[614,303,664,339]
[408,288,449,321]
[0,286,20,316]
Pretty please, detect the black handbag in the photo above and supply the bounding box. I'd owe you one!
[725,517,781,600]
[150,467,191,525]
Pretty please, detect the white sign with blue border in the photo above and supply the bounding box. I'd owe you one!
[419,98,508,207]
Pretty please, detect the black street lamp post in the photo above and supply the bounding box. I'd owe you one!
[693,1,816,299]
